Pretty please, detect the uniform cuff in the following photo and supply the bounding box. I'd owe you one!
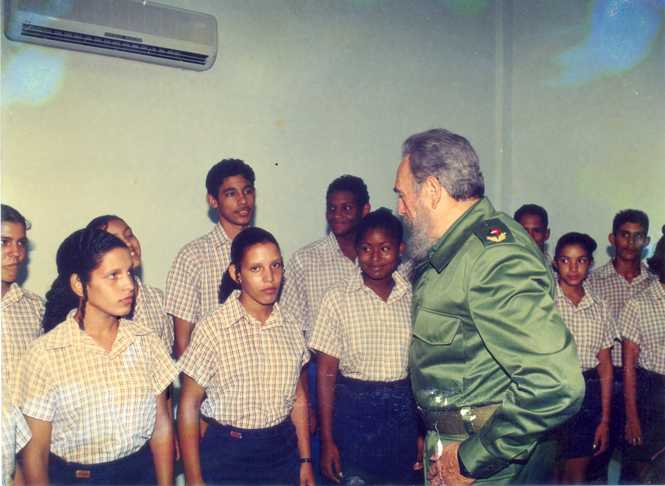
[458,435,509,479]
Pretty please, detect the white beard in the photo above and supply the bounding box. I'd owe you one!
[402,199,437,263]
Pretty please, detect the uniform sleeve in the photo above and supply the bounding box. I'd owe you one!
[600,299,616,350]
[619,299,641,345]
[458,245,585,479]
[307,290,342,359]
[282,253,309,334]
[13,347,57,423]
[178,320,217,388]
[164,246,200,323]
[145,334,179,394]
[152,287,175,353]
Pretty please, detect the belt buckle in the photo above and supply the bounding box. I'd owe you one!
[459,406,478,435]
[75,469,91,479]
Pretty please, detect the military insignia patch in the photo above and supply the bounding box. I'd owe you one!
[487,226,507,243]
[473,218,514,246]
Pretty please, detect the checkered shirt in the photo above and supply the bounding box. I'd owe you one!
[282,233,358,337]
[179,294,310,429]
[620,280,665,375]
[164,223,231,325]
[554,284,616,371]
[588,261,655,366]
[1,284,44,403]
[13,313,178,464]
[134,278,174,353]
[2,404,31,485]
[309,269,412,381]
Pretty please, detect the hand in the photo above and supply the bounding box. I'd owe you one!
[625,415,642,447]
[321,439,343,483]
[428,442,474,486]
[413,435,425,471]
[593,422,609,456]
[300,462,316,486]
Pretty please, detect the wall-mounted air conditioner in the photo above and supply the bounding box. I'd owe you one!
[4,0,218,71]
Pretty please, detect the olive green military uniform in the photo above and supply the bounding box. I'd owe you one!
[410,198,584,484]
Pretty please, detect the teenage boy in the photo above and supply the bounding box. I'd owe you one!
[282,175,370,338]
[588,209,655,482]
[1,204,43,484]
[514,203,551,262]
[165,159,255,357]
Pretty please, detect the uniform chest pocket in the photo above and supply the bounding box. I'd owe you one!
[413,309,461,346]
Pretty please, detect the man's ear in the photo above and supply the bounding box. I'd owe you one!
[229,263,240,284]
[399,241,406,256]
[70,274,84,298]
[207,193,219,209]
[545,229,551,242]
[361,203,371,218]
[424,175,442,209]
[608,233,615,247]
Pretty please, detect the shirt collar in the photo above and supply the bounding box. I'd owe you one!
[46,310,150,353]
[649,279,665,301]
[346,268,410,303]
[210,223,232,248]
[555,282,596,310]
[596,260,652,283]
[429,198,492,273]
[220,292,284,329]
[1,283,24,308]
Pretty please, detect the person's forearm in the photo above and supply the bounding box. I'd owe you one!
[598,351,613,424]
[292,373,312,460]
[177,395,203,484]
[150,394,175,485]
[173,317,194,358]
[623,341,640,420]
[21,444,49,486]
[317,355,338,443]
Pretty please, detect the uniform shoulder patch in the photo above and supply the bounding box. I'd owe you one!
[472,218,514,247]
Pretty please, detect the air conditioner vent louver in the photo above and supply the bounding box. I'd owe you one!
[21,23,208,66]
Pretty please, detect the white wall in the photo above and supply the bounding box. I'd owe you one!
[2,0,500,294]
[2,0,663,296]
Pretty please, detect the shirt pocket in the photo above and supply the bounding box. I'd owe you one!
[412,308,462,346]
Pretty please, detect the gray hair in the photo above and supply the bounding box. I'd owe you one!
[401,129,485,200]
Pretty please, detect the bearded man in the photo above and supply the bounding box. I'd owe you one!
[393,128,584,485]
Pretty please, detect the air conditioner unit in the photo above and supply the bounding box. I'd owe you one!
[4,0,218,71]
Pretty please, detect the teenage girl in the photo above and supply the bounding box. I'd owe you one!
[177,227,314,485]
[87,215,173,352]
[310,208,422,484]
[553,232,614,483]
[15,228,177,485]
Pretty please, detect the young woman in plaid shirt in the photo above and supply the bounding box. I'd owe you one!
[177,227,313,485]
[553,232,615,483]
[16,228,177,485]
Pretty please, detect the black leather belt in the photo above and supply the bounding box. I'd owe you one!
[419,403,500,435]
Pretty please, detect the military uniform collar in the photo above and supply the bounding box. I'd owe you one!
[429,198,492,273]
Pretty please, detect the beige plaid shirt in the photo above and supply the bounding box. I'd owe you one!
[135,278,174,353]
[620,280,665,375]
[179,294,309,429]
[2,284,44,403]
[282,233,358,337]
[2,404,31,484]
[309,270,412,381]
[589,261,655,366]
[13,314,178,464]
[165,223,231,325]
[555,284,616,371]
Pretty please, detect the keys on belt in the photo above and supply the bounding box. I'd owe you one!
[419,403,499,435]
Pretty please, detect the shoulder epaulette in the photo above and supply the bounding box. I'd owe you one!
[472,218,514,247]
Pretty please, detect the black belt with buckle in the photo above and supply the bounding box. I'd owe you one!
[419,403,500,435]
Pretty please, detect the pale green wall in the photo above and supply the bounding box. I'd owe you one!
[2,0,501,294]
[2,0,664,297]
